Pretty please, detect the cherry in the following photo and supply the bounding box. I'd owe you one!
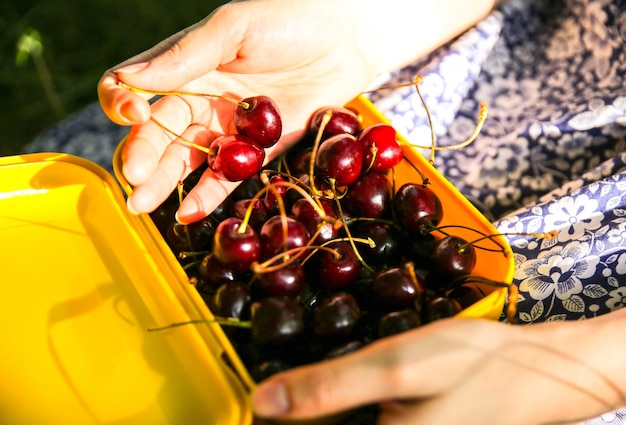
[425,296,463,322]
[314,133,363,187]
[308,105,360,141]
[430,235,477,283]
[230,198,269,233]
[358,123,403,173]
[207,134,266,182]
[291,197,340,245]
[286,148,313,178]
[393,183,443,233]
[210,281,252,320]
[349,221,402,268]
[250,263,307,297]
[263,174,288,214]
[165,216,215,254]
[343,171,392,219]
[259,215,310,261]
[197,252,239,291]
[378,309,422,338]
[212,217,261,273]
[251,296,304,345]
[371,265,425,310]
[233,95,282,148]
[317,241,360,289]
[324,340,364,359]
[448,283,486,309]
[313,292,361,339]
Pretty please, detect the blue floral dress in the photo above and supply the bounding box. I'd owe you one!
[366,0,626,422]
[25,0,626,422]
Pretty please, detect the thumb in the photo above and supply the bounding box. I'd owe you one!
[251,345,401,420]
[113,9,239,91]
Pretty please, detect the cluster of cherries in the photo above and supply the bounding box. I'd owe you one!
[142,90,507,383]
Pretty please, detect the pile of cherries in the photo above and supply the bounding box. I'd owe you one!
[148,97,496,383]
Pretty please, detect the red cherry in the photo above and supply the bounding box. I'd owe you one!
[315,134,363,186]
[212,217,261,273]
[250,263,307,297]
[371,266,425,310]
[358,123,403,172]
[343,171,392,219]
[291,197,339,245]
[207,134,265,182]
[251,296,305,345]
[430,235,477,282]
[393,183,443,233]
[308,105,360,141]
[312,292,361,339]
[259,215,310,261]
[318,241,360,289]
[233,95,282,148]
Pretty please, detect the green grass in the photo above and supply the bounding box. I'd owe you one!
[0,0,227,156]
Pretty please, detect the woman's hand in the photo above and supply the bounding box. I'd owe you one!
[252,317,625,425]
[99,0,385,223]
[98,0,495,223]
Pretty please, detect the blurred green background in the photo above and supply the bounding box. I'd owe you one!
[0,0,227,156]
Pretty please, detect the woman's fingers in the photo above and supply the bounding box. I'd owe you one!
[251,319,513,421]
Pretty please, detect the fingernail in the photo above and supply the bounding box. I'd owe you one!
[126,197,139,215]
[113,62,149,74]
[253,381,291,417]
[119,100,145,122]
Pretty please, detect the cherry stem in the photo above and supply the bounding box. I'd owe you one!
[410,102,488,151]
[329,180,377,273]
[446,274,519,324]
[309,110,333,198]
[118,81,250,110]
[150,116,216,155]
[147,316,251,332]
[458,229,559,255]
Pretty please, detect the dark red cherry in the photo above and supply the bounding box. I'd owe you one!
[308,105,360,141]
[430,235,477,283]
[251,297,305,345]
[263,175,288,214]
[207,134,265,182]
[313,292,361,339]
[210,281,252,320]
[378,309,422,338]
[393,183,443,233]
[349,221,402,268]
[426,296,463,322]
[233,95,282,148]
[323,340,364,359]
[318,241,360,289]
[291,197,340,245]
[287,148,313,177]
[343,171,392,219]
[259,215,310,261]
[250,263,307,297]
[165,216,215,254]
[448,284,486,309]
[358,123,403,172]
[198,252,238,290]
[213,217,261,273]
[230,198,268,233]
[315,134,363,186]
[371,265,425,310]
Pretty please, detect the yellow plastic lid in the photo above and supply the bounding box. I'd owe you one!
[0,153,252,425]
